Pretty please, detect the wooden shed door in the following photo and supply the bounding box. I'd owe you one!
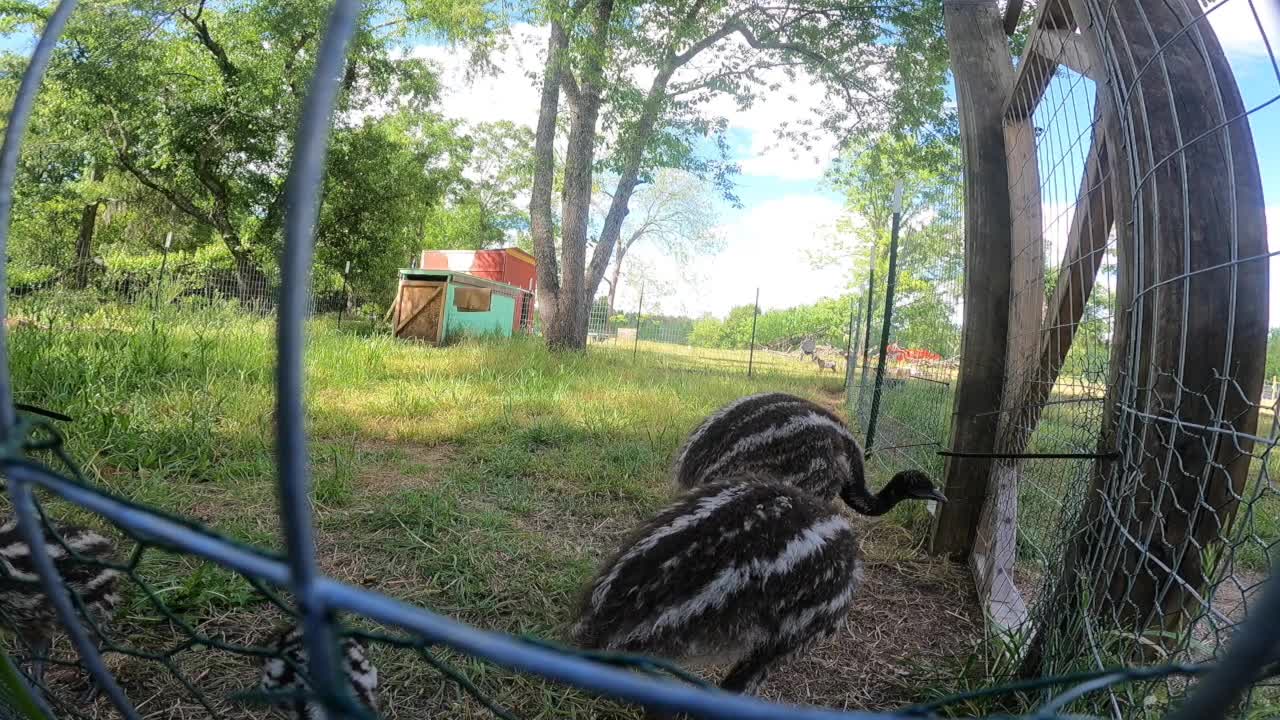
[394,281,446,342]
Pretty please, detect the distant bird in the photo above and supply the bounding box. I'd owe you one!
[0,515,121,695]
[813,355,838,373]
[259,625,379,720]
[673,393,946,514]
[571,478,864,705]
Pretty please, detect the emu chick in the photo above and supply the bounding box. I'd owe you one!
[571,479,863,695]
[0,516,121,686]
[260,625,379,720]
[673,392,945,514]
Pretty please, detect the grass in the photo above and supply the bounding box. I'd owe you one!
[1,296,979,719]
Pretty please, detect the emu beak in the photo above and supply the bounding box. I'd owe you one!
[928,489,948,504]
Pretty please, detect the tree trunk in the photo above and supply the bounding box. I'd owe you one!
[605,249,624,317]
[530,21,568,342]
[578,66,676,343]
[70,164,106,290]
[555,106,601,349]
[546,0,614,350]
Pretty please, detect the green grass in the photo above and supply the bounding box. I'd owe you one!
[2,296,864,718]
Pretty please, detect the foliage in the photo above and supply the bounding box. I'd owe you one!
[1265,328,1280,382]
[318,112,466,304]
[687,296,856,352]
[593,168,723,314]
[821,131,964,358]
[527,0,957,348]
[423,120,536,252]
[0,0,490,297]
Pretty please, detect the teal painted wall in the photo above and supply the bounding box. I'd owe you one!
[443,284,515,340]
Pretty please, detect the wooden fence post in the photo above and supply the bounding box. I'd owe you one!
[930,0,1015,560]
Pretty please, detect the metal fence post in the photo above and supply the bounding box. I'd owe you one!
[151,231,172,334]
[748,288,760,377]
[864,181,904,454]
[845,295,860,392]
[338,259,350,327]
[856,240,878,419]
[632,281,644,359]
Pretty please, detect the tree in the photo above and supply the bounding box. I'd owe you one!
[818,131,964,358]
[2,0,490,295]
[422,121,535,251]
[317,111,466,304]
[528,0,954,350]
[594,168,721,316]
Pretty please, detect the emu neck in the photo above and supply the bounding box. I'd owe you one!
[843,485,898,516]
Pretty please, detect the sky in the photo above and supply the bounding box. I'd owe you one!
[417,1,1280,323]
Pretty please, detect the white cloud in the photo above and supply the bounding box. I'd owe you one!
[412,25,545,129]
[612,195,847,318]
[1206,0,1280,59]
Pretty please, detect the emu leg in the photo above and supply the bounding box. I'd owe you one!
[24,634,50,688]
[720,642,798,695]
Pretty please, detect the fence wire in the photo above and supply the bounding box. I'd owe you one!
[845,145,965,485]
[0,2,1275,720]
[587,285,855,379]
[971,0,1280,718]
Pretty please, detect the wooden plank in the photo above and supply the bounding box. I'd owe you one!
[1039,29,1102,80]
[1004,0,1076,120]
[395,285,444,340]
[394,288,437,334]
[929,0,1016,560]
[1000,96,1120,461]
[1003,0,1025,35]
[1000,117,1045,441]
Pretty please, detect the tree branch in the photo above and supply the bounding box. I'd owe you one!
[114,142,217,232]
[561,67,583,110]
[282,31,315,97]
[178,0,238,83]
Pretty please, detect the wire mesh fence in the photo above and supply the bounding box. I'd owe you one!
[12,255,367,321]
[843,145,965,486]
[0,1,1276,720]
[586,286,855,379]
[966,0,1280,718]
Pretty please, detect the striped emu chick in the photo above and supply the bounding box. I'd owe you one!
[260,625,379,719]
[571,479,863,699]
[673,392,946,514]
[0,516,121,690]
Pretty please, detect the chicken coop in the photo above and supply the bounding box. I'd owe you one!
[391,269,528,343]
[419,247,537,334]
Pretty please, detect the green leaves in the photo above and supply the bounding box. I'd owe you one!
[2,0,483,300]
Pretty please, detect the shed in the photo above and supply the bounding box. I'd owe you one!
[419,248,537,332]
[392,269,526,343]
